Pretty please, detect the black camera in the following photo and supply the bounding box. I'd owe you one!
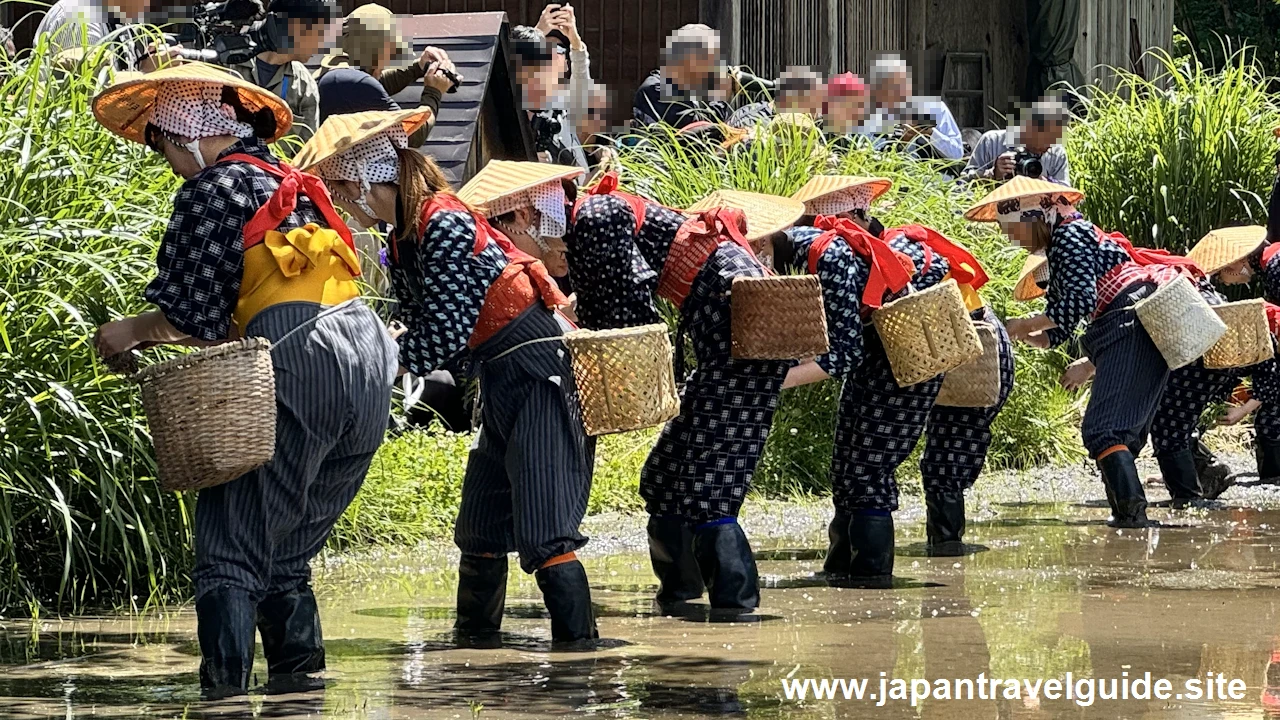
[529,110,563,154]
[1013,147,1044,179]
[168,0,288,66]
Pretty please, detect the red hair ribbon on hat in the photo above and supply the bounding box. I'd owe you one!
[1096,228,1205,279]
[886,225,990,290]
[808,215,913,310]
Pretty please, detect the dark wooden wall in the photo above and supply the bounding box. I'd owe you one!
[918,0,1030,129]
[341,0,703,127]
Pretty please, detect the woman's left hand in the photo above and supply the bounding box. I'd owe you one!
[94,318,140,358]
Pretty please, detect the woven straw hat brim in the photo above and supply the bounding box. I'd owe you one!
[792,175,893,206]
[1014,253,1049,302]
[457,160,585,212]
[1186,225,1267,276]
[293,109,433,174]
[92,62,293,145]
[344,4,412,68]
[770,112,819,129]
[964,176,1085,223]
[686,189,806,241]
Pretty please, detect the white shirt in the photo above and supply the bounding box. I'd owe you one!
[858,97,965,160]
[36,0,139,69]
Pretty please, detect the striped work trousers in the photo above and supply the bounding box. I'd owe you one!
[193,301,398,601]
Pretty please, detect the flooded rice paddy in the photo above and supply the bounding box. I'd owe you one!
[7,455,1280,719]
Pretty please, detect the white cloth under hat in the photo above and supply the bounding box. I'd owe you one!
[151,81,254,140]
[804,185,877,216]
[995,193,1077,226]
[485,181,568,239]
[315,123,410,188]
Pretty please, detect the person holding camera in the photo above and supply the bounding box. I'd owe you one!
[860,54,964,161]
[963,98,1072,185]
[510,5,594,174]
[317,3,458,147]
[226,0,336,141]
[633,24,771,130]
[37,0,181,72]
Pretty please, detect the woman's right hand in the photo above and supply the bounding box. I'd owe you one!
[1060,358,1096,391]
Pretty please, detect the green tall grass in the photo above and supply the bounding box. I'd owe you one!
[0,40,187,611]
[615,124,1084,496]
[1068,47,1280,253]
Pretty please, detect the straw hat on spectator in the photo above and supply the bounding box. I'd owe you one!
[457,160,584,217]
[92,61,292,145]
[292,108,434,173]
[686,189,806,241]
[964,176,1085,223]
[1014,252,1051,301]
[1185,225,1268,276]
[792,175,893,216]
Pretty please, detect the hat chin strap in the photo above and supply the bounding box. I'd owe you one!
[181,137,207,170]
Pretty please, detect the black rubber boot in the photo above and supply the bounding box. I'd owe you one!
[454,554,507,642]
[1156,448,1203,508]
[646,515,705,607]
[196,586,258,699]
[692,520,760,611]
[535,559,599,645]
[823,512,853,575]
[1258,436,1280,485]
[1193,440,1236,500]
[925,492,967,557]
[256,585,325,680]
[1097,449,1153,528]
[847,513,895,588]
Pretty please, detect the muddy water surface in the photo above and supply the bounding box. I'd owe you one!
[6,467,1280,719]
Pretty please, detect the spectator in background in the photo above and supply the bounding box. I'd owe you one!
[579,82,616,173]
[228,0,337,141]
[823,72,869,134]
[511,5,594,173]
[861,54,964,161]
[775,65,824,116]
[316,3,457,146]
[36,0,179,71]
[633,24,770,129]
[963,97,1072,185]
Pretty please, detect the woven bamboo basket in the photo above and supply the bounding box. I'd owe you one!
[731,275,829,360]
[1134,276,1228,371]
[872,280,983,387]
[563,324,680,436]
[134,339,277,492]
[936,322,1002,408]
[1204,299,1274,370]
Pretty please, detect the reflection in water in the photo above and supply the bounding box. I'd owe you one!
[5,502,1280,717]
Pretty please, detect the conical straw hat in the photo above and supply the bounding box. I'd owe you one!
[293,109,434,174]
[770,112,819,130]
[792,175,893,208]
[92,61,293,145]
[1014,252,1050,302]
[1185,225,1267,276]
[457,160,584,216]
[963,176,1085,223]
[686,189,806,241]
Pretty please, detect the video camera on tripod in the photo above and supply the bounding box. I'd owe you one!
[167,0,288,66]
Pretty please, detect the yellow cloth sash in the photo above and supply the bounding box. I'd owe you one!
[942,269,986,313]
[233,223,362,332]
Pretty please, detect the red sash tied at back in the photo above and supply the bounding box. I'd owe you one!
[1262,242,1280,267]
[886,224,990,290]
[806,215,913,310]
[220,152,359,259]
[657,207,761,309]
[570,170,651,235]
[1266,302,1280,338]
[1096,228,1205,279]
[416,193,569,349]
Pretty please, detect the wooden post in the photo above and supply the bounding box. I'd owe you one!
[905,0,927,76]
[826,0,840,74]
[702,0,741,66]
